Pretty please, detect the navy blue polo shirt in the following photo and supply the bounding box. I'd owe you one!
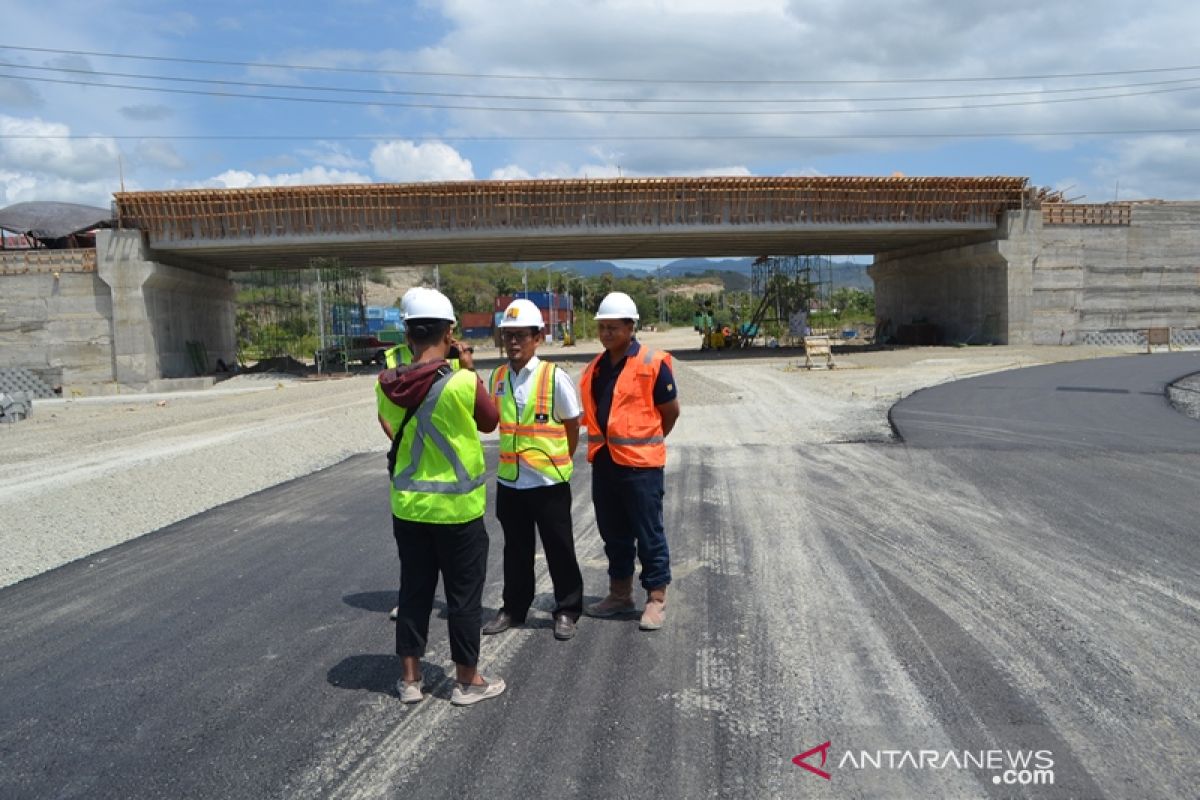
[591,339,677,437]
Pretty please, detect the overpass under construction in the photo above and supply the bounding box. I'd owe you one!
[2,176,1198,389]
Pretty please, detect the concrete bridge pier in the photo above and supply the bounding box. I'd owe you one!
[96,230,237,386]
[870,210,1039,345]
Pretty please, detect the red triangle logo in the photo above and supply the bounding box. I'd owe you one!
[792,741,832,780]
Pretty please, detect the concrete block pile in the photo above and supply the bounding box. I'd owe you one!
[0,368,55,423]
[0,391,31,423]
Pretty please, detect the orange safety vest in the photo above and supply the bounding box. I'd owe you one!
[579,346,671,468]
[490,361,574,482]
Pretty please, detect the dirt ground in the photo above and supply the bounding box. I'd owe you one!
[0,328,1167,589]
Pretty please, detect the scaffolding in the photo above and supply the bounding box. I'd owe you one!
[234,259,365,369]
[745,255,833,345]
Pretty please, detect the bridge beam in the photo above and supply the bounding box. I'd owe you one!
[97,230,236,385]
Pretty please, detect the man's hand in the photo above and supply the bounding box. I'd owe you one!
[451,338,476,371]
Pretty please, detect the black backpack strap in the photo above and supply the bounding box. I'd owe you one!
[386,364,453,477]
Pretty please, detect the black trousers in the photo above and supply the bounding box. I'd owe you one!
[392,515,488,667]
[495,482,583,620]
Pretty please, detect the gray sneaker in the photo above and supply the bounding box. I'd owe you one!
[450,676,506,706]
[397,680,424,704]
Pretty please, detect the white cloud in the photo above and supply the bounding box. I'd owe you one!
[133,141,188,171]
[1086,136,1200,200]
[0,115,119,181]
[0,169,117,207]
[206,165,372,189]
[489,164,534,180]
[299,142,369,170]
[6,0,1200,199]
[370,140,475,181]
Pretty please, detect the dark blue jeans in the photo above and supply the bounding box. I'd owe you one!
[591,450,671,590]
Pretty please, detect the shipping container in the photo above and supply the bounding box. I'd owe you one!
[496,293,573,312]
[365,306,385,320]
[382,307,402,322]
[461,327,493,340]
[460,311,493,329]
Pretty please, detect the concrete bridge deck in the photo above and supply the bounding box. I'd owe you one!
[114,176,1032,270]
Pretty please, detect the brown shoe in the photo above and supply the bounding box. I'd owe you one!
[482,610,520,635]
[639,586,668,631]
[585,576,636,618]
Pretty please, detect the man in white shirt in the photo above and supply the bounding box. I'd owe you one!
[483,299,585,640]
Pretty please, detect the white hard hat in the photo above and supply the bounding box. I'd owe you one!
[499,298,545,328]
[403,288,455,322]
[399,286,427,316]
[594,291,640,321]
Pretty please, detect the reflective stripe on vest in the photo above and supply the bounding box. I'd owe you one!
[580,346,670,468]
[391,370,486,522]
[491,361,573,482]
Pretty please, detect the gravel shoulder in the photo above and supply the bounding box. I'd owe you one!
[0,332,1174,589]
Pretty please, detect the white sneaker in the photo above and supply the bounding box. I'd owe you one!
[450,676,506,706]
[389,606,399,620]
[397,680,424,704]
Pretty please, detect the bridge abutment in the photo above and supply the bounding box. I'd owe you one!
[97,230,236,386]
[870,211,1039,345]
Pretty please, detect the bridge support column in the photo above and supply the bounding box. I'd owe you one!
[869,210,1039,345]
[97,230,236,386]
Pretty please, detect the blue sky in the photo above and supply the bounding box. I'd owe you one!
[3,0,1200,263]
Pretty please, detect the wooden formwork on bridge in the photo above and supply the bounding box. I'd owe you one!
[1042,203,1132,226]
[114,176,1032,244]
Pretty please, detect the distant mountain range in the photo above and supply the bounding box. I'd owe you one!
[529,257,874,290]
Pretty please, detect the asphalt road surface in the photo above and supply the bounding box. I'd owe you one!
[2,353,1198,799]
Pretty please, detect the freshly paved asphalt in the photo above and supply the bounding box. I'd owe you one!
[1,353,1198,799]
[890,352,1200,451]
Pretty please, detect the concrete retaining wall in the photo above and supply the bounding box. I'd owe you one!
[1034,202,1200,344]
[871,205,1199,346]
[0,271,114,389]
[1,233,238,391]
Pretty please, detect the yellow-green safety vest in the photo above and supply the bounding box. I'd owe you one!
[490,361,573,483]
[384,343,413,369]
[390,369,487,523]
[387,343,460,371]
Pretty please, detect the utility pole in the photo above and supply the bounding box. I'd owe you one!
[315,268,326,375]
[433,264,440,290]
[657,266,667,326]
[547,267,555,342]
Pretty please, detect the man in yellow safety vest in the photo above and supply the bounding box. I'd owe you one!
[481,299,584,641]
[376,288,505,706]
